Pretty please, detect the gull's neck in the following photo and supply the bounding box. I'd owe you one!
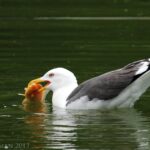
[52,83,78,108]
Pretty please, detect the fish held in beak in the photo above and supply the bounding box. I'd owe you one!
[19,78,50,103]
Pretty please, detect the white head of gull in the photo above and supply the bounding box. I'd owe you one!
[31,59,150,109]
[40,68,78,108]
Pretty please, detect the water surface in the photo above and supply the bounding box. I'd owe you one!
[0,0,150,149]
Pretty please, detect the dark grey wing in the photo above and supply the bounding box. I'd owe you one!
[66,59,150,105]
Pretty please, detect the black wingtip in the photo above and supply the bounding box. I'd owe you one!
[147,58,150,62]
[131,59,150,83]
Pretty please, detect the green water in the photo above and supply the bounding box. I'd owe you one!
[0,0,150,149]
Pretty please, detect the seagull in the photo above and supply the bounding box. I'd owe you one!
[29,59,150,109]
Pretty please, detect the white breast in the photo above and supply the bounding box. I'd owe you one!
[52,84,78,108]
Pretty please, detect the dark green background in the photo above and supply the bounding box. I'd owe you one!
[0,0,150,149]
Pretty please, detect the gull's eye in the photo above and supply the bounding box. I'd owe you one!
[49,73,54,77]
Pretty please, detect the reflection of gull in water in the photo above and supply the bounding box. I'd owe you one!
[116,109,150,150]
[23,100,150,150]
[45,107,77,149]
[23,102,78,149]
[48,108,150,150]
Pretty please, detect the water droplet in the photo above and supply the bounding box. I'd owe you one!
[4,145,8,149]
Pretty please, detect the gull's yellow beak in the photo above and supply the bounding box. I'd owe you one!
[28,78,44,86]
[27,78,50,92]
